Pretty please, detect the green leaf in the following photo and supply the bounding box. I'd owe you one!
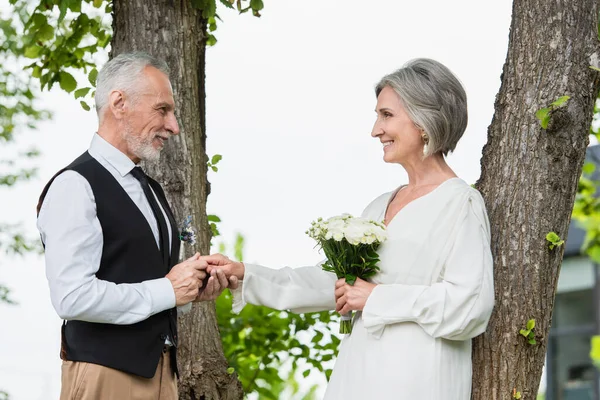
[88,68,98,86]
[546,231,560,243]
[59,72,77,93]
[24,46,41,59]
[590,336,600,363]
[345,274,357,285]
[30,13,47,28]
[219,0,235,9]
[583,162,596,176]
[519,329,530,337]
[551,95,570,108]
[590,66,600,72]
[68,0,82,12]
[250,0,264,10]
[211,154,223,165]
[226,367,234,374]
[58,0,68,23]
[211,166,218,172]
[202,0,217,17]
[80,101,91,111]
[207,34,217,46]
[302,369,311,378]
[207,215,221,222]
[93,0,103,7]
[536,107,551,129]
[36,23,55,42]
[74,87,91,99]
[526,319,535,330]
[529,338,537,345]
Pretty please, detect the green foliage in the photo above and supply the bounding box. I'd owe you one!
[513,388,522,399]
[208,214,222,239]
[208,153,223,172]
[0,390,9,400]
[572,107,600,263]
[536,95,570,129]
[9,0,112,110]
[190,0,264,45]
[545,231,564,250]
[216,234,339,398]
[590,335,600,368]
[519,319,537,345]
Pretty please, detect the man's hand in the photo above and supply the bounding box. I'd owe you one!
[201,253,245,281]
[166,253,208,306]
[194,268,240,302]
[334,277,377,315]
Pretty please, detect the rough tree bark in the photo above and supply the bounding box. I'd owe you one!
[111,1,243,399]
[472,0,600,398]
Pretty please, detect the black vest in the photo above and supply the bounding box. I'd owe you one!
[37,152,181,378]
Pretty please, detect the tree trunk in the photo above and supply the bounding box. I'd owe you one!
[111,1,243,398]
[472,0,600,398]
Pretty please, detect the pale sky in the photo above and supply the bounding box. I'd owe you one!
[0,0,513,398]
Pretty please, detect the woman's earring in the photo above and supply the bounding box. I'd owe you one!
[422,134,429,156]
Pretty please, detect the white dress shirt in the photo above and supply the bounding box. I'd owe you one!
[37,134,176,325]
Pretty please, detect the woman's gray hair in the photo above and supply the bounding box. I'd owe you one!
[94,52,170,120]
[375,58,468,157]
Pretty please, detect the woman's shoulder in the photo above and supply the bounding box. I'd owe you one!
[360,190,396,219]
[445,178,485,204]
[445,178,490,233]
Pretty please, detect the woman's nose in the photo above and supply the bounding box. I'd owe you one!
[371,123,383,138]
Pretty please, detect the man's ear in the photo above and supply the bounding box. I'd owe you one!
[108,90,127,120]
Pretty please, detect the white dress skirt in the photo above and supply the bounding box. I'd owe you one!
[232,178,495,400]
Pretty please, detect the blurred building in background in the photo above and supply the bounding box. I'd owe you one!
[545,145,600,400]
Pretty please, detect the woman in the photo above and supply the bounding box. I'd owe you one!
[205,58,494,399]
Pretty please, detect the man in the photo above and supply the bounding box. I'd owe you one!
[36,52,236,399]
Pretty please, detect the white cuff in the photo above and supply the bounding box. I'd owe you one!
[361,285,387,339]
[231,281,246,314]
[144,277,176,314]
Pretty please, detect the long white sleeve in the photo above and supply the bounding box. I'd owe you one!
[37,171,176,325]
[232,263,337,314]
[361,195,494,340]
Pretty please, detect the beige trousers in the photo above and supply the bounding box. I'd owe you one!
[60,349,177,400]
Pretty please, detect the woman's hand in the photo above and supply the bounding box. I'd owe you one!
[335,277,377,315]
[201,253,245,280]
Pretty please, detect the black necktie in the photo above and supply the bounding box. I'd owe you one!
[130,166,170,267]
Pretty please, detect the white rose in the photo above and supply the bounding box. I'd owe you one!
[344,219,366,245]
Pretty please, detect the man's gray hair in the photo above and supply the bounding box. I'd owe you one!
[375,58,468,157]
[94,52,170,120]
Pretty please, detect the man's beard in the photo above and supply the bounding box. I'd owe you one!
[123,125,163,162]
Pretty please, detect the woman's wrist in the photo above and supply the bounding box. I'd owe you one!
[236,262,245,280]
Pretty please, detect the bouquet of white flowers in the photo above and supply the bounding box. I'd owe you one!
[307,214,387,333]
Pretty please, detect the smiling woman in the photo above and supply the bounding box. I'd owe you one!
[201,58,495,400]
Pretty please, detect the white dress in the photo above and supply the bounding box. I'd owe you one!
[232,178,495,400]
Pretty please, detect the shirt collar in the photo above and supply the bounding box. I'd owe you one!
[89,133,137,177]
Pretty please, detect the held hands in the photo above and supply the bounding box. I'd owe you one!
[167,253,239,306]
[200,253,245,281]
[194,266,239,302]
[335,277,377,316]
